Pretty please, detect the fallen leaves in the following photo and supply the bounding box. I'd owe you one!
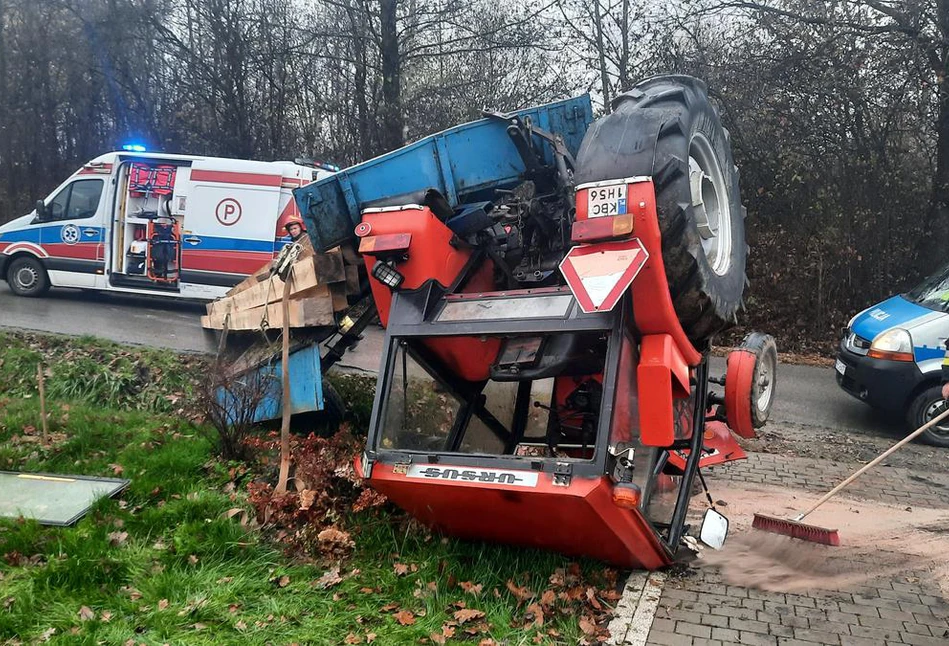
[505,579,534,602]
[392,610,416,626]
[108,531,128,547]
[78,606,95,621]
[452,608,485,624]
[313,566,342,589]
[157,599,169,611]
[460,581,483,596]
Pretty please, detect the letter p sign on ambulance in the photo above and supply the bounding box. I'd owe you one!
[216,198,242,226]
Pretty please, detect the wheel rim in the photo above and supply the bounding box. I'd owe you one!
[754,351,776,414]
[14,265,38,291]
[923,399,949,438]
[689,133,732,276]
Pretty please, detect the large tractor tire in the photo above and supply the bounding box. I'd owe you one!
[574,75,746,348]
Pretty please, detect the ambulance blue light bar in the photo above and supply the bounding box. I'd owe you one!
[122,144,147,152]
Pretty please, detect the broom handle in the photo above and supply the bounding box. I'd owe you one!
[795,406,949,521]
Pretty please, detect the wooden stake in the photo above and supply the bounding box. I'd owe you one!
[274,270,294,494]
[37,363,49,443]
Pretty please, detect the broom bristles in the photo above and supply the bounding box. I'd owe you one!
[752,513,841,546]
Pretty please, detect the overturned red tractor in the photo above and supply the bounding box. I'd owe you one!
[295,75,776,568]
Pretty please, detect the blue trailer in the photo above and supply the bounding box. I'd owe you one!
[294,95,594,251]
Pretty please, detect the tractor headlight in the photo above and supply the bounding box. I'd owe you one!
[868,328,914,362]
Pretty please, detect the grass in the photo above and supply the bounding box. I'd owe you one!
[0,334,619,645]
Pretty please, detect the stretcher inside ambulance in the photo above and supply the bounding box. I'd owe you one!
[0,151,331,300]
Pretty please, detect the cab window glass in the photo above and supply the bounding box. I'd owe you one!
[46,179,104,221]
[906,262,949,313]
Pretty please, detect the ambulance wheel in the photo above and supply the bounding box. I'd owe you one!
[7,256,50,297]
[575,75,746,348]
[906,386,949,448]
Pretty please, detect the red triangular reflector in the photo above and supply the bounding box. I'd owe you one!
[559,238,649,313]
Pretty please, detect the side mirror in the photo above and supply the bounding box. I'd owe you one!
[700,508,729,549]
[35,200,48,221]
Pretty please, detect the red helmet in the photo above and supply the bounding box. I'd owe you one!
[284,216,305,232]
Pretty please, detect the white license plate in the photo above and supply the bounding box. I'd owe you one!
[587,183,628,218]
[835,358,847,376]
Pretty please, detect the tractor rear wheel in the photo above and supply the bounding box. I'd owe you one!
[574,75,746,348]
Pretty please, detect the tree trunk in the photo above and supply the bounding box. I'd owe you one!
[379,0,403,151]
[592,1,611,112]
[918,58,949,272]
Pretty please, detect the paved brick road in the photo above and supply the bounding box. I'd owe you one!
[640,453,949,646]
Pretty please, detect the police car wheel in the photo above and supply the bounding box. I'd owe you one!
[574,75,747,349]
[7,256,50,297]
[906,386,949,448]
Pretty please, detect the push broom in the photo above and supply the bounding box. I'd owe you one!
[753,406,949,545]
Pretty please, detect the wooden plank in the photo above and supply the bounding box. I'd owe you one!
[208,259,321,318]
[331,284,348,312]
[202,288,335,331]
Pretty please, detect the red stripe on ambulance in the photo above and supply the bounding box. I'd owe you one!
[191,170,283,187]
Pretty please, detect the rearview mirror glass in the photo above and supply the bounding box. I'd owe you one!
[700,508,729,549]
[34,200,47,221]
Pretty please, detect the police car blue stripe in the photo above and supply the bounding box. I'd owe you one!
[851,295,933,342]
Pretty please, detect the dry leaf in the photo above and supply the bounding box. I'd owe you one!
[107,531,128,547]
[109,463,124,476]
[506,579,534,602]
[460,581,483,596]
[187,554,199,565]
[344,634,361,644]
[40,627,56,642]
[299,489,316,510]
[192,622,207,631]
[525,602,545,628]
[158,599,169,611]
[236,620,247,630]
[393,610,415,626]
[315,567,342,589]
[365,632,377,643]
[78,606,95,621]
[393,563,409,576]
[479,640,496,646]
[540,590,556,606]
[380,602,400,612]
[578,617,596,635]
[453,608,485,624]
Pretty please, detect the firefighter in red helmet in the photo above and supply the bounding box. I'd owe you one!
[284,216,306,242]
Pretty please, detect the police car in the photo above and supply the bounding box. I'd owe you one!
[836,264,949,447]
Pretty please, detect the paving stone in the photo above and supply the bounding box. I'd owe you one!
[702,614,731,629]
[898,631,948,646]
[737,632,777,645]
[792,627,843,644]
[678,622,714,639]
[839,637,888,646]
[730,619,771,634]
[693,640,724,646]
[713,606,761,621]
[712,627,741,642]
[839,604,882,618]
[849,624,902,641]
[648,630,694,646]
[858,616,911,632]
[910,614,948,628]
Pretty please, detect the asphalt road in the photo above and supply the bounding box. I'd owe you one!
[0,282,902,438]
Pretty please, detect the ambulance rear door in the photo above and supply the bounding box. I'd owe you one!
[178,161,282,297]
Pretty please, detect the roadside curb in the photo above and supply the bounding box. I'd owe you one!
[607,570,666,645]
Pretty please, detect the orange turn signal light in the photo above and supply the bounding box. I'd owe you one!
[358,233,412,254]
[866,349,914,362]
[611,482,642,510]
[571,214,634,243]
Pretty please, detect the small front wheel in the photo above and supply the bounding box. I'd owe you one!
[906,386,949,448]
[7,256,50,297]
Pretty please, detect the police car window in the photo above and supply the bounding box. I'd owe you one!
[64,180,104,220]
[906,262,949,313]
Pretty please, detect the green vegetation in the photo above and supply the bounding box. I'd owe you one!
[0,332,618,645]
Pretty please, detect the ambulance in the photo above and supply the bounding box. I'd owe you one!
[0,149,333,300]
